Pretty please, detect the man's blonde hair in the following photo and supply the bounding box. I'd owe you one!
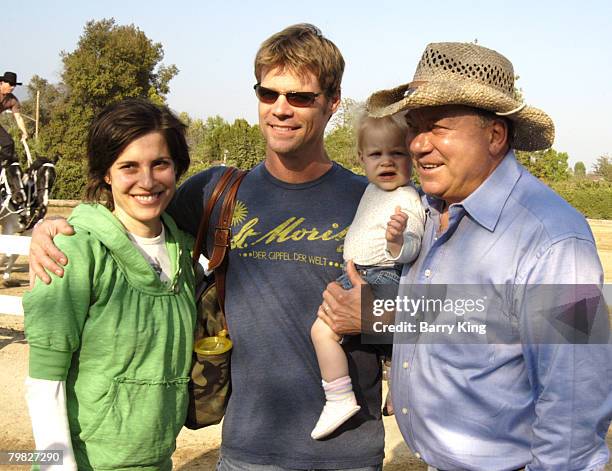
[254,23,345,97]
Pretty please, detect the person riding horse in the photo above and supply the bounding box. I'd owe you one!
[0,72,28,162]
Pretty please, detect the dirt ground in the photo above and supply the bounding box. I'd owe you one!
[0,317,419,470]
[1,208,611,470]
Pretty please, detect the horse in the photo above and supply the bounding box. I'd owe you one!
[20,157,58,230]
[0,157,27,286]
[0,157,26,210]
[0,157,57,287]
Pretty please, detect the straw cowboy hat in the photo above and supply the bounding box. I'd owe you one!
[366,42,554,151]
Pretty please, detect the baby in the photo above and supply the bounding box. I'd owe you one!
[310,113,425,439]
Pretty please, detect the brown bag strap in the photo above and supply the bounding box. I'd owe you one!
[192,167,237,265]
[192,167,247,313]
[211,171,247,310]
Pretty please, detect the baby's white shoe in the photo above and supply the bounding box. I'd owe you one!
[311,397,361,440]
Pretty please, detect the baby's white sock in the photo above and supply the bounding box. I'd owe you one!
[322,376,356,403]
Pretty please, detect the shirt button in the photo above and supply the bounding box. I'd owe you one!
[403,361,409,369]
[402,407,408,415]
[415,452,421,459]
[424,269,432,278]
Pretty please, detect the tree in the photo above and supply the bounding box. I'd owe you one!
[180,115,265,178]
[325,125,358,171]
[225,119,266,170]
[515,148,570,182]
[21,75,66,130]
[61,18,177,110]
[43,18,178,197]
[202,115,230,164]
[180,113,208,177]
[592,155,612,182]
[329,97,364,130]
[573,161,586,178]
[325,98,364,171]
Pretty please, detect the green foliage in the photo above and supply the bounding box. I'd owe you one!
[549,179,612,219]
[325,98,365,172]
[225,118,266,170]
[61,18,176,109]
[21,75,66,129]
[42,102,94,164]
[515,148,570,182]
[52,158,88,200]
[325,125,359,171]
[592,155,612,182]
[573,161,586,178]
[0,113,26,164]
[181,114,265,180]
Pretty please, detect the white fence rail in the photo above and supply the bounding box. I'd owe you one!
[1,235,31,256]
[0,234,31,316]
[0,199,74,317]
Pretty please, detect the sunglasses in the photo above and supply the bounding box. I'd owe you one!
[253,84,323,107]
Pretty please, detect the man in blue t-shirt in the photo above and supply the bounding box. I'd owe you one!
[30,24,384,470]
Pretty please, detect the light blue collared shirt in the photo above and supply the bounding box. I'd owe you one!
[392,152,611,471]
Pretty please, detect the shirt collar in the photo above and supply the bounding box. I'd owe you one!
[422,151,522,230]
[461,150,522,232]
[423,193,444,214]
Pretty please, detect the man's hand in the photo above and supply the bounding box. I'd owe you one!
[386,206,408,258]
[29,218,75,286]
[318,261,367,335]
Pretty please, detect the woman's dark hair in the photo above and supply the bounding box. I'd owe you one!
[85,98,190,210]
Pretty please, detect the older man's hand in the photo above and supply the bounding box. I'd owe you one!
[318,261,370,336]
[29,217,74,286]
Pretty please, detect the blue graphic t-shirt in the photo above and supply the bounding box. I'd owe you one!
[169,162,385,469]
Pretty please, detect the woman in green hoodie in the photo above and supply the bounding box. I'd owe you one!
[24,98,196,470]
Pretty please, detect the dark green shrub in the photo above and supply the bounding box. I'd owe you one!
[549,180,612,219]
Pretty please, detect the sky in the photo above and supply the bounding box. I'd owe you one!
[4,0,611,169]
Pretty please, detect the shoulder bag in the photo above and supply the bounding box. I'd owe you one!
[185,166,247,429]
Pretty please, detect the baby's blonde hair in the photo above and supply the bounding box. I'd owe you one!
[356,112,409,151]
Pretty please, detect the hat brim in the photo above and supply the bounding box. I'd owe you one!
[366,80,554,152]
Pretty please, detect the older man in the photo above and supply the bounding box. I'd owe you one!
[321,42,611,470]
[29,24,384,470]
[0,71,28,160]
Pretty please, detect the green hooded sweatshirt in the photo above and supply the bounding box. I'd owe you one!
[24,204,196,470]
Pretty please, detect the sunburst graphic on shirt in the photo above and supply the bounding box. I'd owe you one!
[232,200,248,226]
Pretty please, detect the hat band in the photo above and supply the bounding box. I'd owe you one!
[495,103,526,116]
